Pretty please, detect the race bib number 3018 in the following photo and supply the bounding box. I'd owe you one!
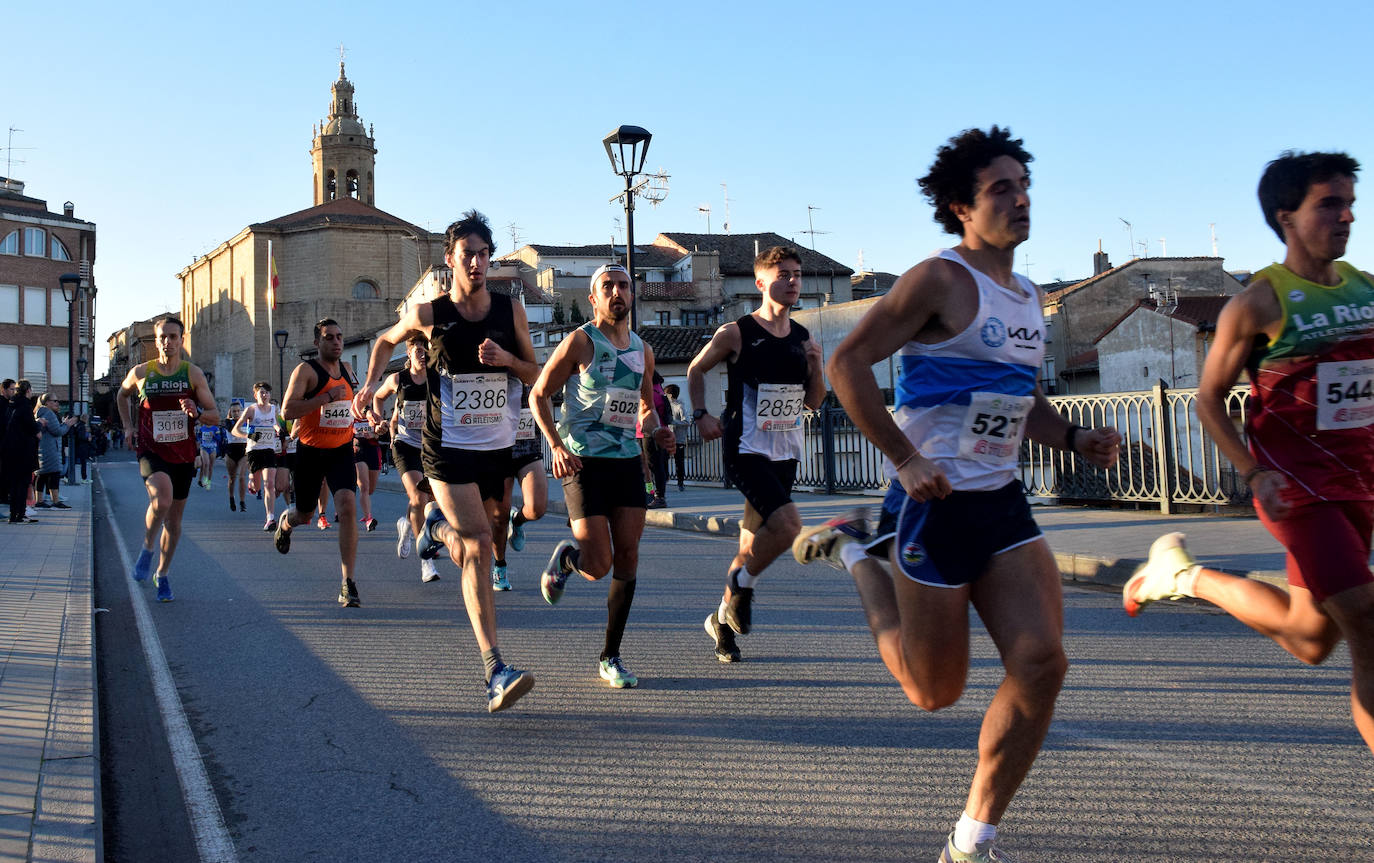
[1317,361,1374,430]
[957,392,1033,464]
[152,410,189,444]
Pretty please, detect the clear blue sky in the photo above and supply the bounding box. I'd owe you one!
[9,0,1373,375]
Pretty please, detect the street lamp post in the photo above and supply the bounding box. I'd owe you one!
[76,355,88,416]
[274,330,289,395]
[602,125,651,330]
[58,273,81,484]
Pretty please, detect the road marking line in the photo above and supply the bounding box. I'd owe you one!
[100,482,239,863]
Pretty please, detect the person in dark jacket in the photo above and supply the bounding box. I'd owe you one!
[2,380,39,523]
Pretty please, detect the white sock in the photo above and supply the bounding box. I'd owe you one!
[1177,563,1202,596]
[953,813,996,854]
[731,566,758,589]
[839,541,867,573]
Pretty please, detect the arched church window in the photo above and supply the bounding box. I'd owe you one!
[346,170,359,197]
[352,279,379,300]
[326,170,337,201]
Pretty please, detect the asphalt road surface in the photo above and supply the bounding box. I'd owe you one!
[92,455,1373,862]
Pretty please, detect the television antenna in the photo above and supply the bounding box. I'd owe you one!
[697,204,711,234]
[637,168,670,207]
[801,205,829,250]
[1210,223,1219,257]
[506,222,522,251]
[3,127,32,188]
[1119,217,1135,260]
[721,183,731,233]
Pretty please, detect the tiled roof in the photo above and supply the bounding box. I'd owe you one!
[1044,256,1230,301]
[1064,348,1099,373]
[639,282,700,300]
[524,243,685,271]
[637,325,716,363]
[851,271,900,295]
[1092,295,1232,344]
[252,197,424,233]
[0,198,96,226]
[654,232,853,277]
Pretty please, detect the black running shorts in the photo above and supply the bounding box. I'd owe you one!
[139,452,196,500]
[293,442,356,514]
[562,456,645,521]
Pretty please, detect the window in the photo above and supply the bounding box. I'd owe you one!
[51,236,71,261]
[681,310,711,326]
[23,287,45,325]
[24,228,46,257]
[0,345,16,380]
[23,346,45,381]
[50,290,68,328]
[352,279,379,300]
[0,285,16,323]
[51,347,69,385]
[656,311,671,326]
[0,230,17,255]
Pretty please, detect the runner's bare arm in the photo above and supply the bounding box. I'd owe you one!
[532,328,591,477]
[1024,389,1120,469]
[686,322,740,440]
[355,303,433,414]
[115,365,145,439]
[487,299,540,386]
[230,405,252,439]
[803,338,826,410]
[282,362,322,422]
[371,373,399,418]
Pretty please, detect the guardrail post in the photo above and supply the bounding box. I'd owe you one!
[821,404,837,495]
[1151,380,1173,514]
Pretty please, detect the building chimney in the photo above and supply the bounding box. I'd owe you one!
[1093,240,1111,275]
[63,201,74,217]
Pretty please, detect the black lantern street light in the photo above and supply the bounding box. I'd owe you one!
[274,330,289,395]
[602,125,651,330]
[58,273,81,484]
[76,355,88,416]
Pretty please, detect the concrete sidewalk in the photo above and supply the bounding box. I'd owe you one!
[0,481,98,863]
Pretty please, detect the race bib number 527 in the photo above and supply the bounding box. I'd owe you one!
[957,392,1033,464]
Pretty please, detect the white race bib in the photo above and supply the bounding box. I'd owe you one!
[449,372,508,427]
[252,424,278,447]
[1317,360,1374,430]
[756,383,805,432]
[320,401,353,429]
[402,401,425,430]
[957,392,1033,464]
[601,387,639,430]
[516,407,537,440]
[152,410,189,444]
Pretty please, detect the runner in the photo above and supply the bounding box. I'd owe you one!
[273,319,364,608]
[532,263,676,689]
[790,127,1120,862]
[353,404,383,532]
[232,382,281,531]
[489,384,548,591]
[1124,150,1374,755]
[195,414,224,490]
[664,383,689,491]
[116,316,221,602]
[354,210,536,712]
[688,244,826,663]
[223,399,248,512]
[275,415,296,511]
[370,334,441,584]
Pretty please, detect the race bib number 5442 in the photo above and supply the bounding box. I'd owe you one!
[1317,361,1374,430]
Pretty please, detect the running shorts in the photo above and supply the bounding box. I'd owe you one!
[422,444,511,502]
[392,440,423,477]
[1256,499,1374,602]
[354,440,383,471]
[724,452,798,526]
[293,442,356,514]
[562,456,645,521]
[139,452,196,501]
[224,442,247,462]
[872,479,1041,588]
[247,449,277,473]
[509,449,543,476]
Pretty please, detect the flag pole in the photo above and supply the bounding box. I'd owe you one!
[267,240,274,397]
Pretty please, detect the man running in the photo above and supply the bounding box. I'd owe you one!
[371,334,441,584]
[791,127,1120,862]
[233,382,281,531]
[353,404,383,532]
[532,263,676,689]
[489,385,548,591]
[689,244,825,662]
[195,415,223,490]
[1125,150,1374,755]
[223,399,248,512]
[273,319,364,608]
[354,210,537,712]
[116,316,220,602]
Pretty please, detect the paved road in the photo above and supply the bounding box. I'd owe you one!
[93,457,1373,862]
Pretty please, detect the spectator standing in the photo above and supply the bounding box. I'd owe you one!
[34,394,75,509]
[2,380,38,522]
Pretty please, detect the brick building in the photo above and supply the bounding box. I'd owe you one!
[0,178,97,409]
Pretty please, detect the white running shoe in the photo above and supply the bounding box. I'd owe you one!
[396,516,412,559]
[1123,532,1196,617]
[792,507,870,568]
[420,558,440,583]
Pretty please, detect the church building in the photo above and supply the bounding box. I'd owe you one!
[177,62,446,403]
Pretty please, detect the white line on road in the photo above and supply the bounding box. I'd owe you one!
[100,477,240,863]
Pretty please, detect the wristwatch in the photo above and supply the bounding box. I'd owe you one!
[692,408,709,420]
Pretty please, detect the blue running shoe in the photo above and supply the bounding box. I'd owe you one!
[540,540,577,605]
[492,562,511,591]
[507,506,525,552]
[133,548,154,582]
[486,664,534,713]
[415,501,446,561]
[154,574,173,602]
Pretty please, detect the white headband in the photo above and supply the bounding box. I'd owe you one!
[589,264,630,291]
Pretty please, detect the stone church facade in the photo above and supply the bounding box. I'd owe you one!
[177,63,445,404]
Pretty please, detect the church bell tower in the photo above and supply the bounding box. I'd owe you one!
[311,60,377,206]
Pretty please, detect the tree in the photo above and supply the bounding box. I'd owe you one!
[569,299,585,324]
[552,302,565,325]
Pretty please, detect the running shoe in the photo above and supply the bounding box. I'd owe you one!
[792,507,871,568]
[34,501,50,509]
[721,569,753,635]
[273,512,292,555]
[229,498,236,512]
[507,506,525,552]
[492,562,511,591]
[704,614,741,663]
[416,501,447,561]
[205,478,212,491]
[239,499,246,512]
[363,516,379,532]
[133,548,153,582]
[53,501,71,510]
[1123,532,1196,617]
[262,516,275,532]
[395,516,412,559]
[317,514,330,530]
[598,656,639,688]
[939,832,1016,862]
[647,496,667,509]
[154,574,174,603]
[338,578,361,608]
[540,540,577,605]
[486,663,534,713]
[420,558,441,583]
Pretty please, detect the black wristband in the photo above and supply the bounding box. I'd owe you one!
[692,408,708,420]
[1065,424,1087,454]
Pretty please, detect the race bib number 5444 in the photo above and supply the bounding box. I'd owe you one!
[1317,361,1374,430]
[957,392,1033,464]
